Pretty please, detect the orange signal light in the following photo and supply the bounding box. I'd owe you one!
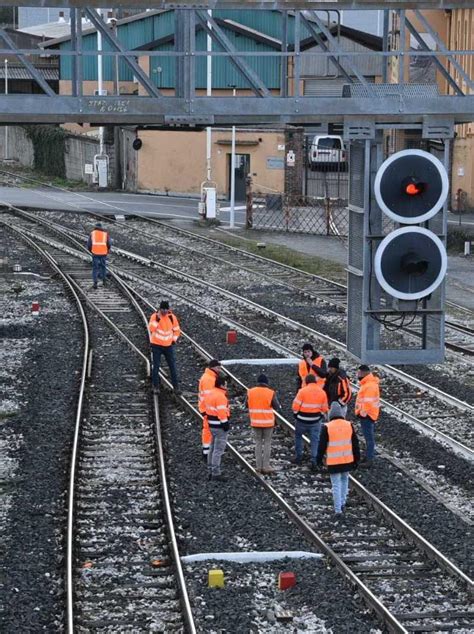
[405,182,422,196]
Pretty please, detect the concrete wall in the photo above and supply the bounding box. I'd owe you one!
[136,128,286,197]
[0,125,34,166]
[0,125,116,187]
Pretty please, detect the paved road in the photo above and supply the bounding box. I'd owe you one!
[0,186,248,226]
[1,185,472,310]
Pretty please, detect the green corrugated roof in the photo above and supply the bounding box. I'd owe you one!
[57,10,316,85]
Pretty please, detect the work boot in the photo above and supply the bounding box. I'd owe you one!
[262,467,276,476]
[102,278,107,287]
[211,474,228,482]
[310,463,320,473]
[92,282,98,289]
[360,459,373,469]
[291,456,302,465]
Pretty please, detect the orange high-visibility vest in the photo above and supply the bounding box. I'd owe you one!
[198,368,219,413]
[326,418,354,466]
[90,229,109,255]
[355,374,380,421]
[205,387,230,428]
[298,355,325,386]
[247,385,275,428]
[199,368,218,452]
[148,311,181,347]
[292,383,328,421]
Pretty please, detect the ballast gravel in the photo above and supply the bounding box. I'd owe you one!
[0,229,82,632]
[160,395,382,633]
[154,295,473,577]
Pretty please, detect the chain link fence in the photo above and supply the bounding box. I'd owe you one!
[252,193,349,237]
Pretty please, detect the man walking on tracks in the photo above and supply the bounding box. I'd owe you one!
[198,359,222,461]
[317,402,360,517]
[87,222,111,289]
[355,365,380,468]
[148,300,181,395]
[247,373,281,475]
[205,375,230,482]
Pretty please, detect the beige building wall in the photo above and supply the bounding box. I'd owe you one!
[137,128,285,196]
[448,9,474,210]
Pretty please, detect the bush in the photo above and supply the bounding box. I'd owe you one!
[22,125,66,178]
[447,226,474,253]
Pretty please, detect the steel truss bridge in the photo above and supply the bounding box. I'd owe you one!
[0,1,472,126]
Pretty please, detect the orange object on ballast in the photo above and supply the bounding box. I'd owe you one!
[226,330,237,344]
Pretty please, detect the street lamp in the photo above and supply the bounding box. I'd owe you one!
[4,59,8,161]
[228,83,237,229]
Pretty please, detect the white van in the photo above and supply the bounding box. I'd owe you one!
[308,135,347,170]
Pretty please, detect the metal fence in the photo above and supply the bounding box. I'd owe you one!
[252,193,349,236]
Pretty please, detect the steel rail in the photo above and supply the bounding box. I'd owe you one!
[57,203,471,357]
[21,206,474,412]
[121,275,197,634]
[1,221,90,633]
[126,281,474,632]
[4,206,473,458]
[135,215,474,353]
[1,215,196,631]
[116,262,474,465]
[7,204,472,460]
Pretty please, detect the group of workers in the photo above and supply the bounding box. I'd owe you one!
[197,343,380,516]
[87,218,382,517]
[144,296,381,515]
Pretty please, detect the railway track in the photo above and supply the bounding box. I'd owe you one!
[3,223,195,633]
[4,214,473,632]
[2,207,472,460]
[128,284,474,634]
[111,212,474,356]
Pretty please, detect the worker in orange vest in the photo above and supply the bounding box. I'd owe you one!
[297,343,327,389]
[323,357,352,417]
[292,374,329,472]
[316,402,360,517]
[87,222,111,289]
[247,374,281,475]
[198,359,222,460]
[355,365,380,468]
[148,300,181,395]
[205,375,230,482]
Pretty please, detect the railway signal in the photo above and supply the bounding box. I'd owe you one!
[347,143,450,365]
[374,149,449,302]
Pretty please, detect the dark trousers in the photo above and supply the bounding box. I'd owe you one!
[92,255,107,284]
[151,344,179,389]
[359,416,376,460]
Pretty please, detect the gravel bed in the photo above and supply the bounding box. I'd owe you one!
[37,210,474,403]
[142,287,472,576]
[160,395,382,633]
[0,227,82,632]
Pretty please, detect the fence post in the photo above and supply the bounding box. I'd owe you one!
[245,175,253,229]
[325,197,331,235]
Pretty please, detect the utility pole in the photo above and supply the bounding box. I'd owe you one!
[4,59,8,161]
[206,9,212,181]
[228,84,237,229]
